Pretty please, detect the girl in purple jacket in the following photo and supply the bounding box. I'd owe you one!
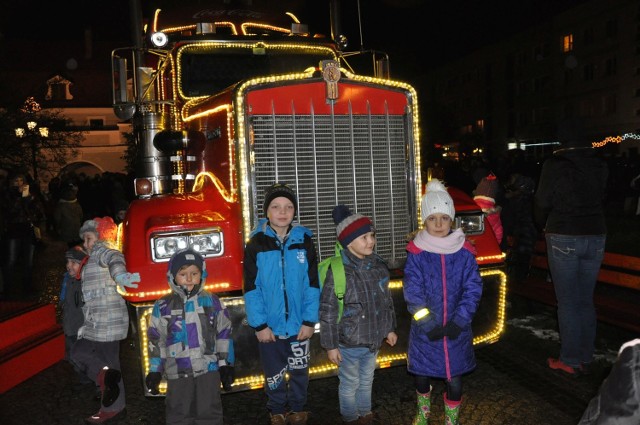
[403,179,483,425]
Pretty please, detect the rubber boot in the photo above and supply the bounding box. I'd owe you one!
[443,393,461,425]
[97,367,121,408]
[412,387,431,425]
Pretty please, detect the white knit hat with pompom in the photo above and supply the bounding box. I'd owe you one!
[420,179,455,222]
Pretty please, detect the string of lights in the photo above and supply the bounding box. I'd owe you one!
[593,132,640,148]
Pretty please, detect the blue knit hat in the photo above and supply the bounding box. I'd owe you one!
[332,205,374,248]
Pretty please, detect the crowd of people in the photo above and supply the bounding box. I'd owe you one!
[2,125,638,424]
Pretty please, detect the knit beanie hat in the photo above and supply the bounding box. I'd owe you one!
[263,182,297,216]
[78,216,118,242]
[167,248,206,282]
[421,179,456,222]
[65,246,88,263]
[332,204,374,248]
[473,173,499,202]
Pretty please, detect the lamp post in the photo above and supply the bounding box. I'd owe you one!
[14,97,48,181]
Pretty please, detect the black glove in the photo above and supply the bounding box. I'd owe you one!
[145,372,162,395]
[426,325,445,341]
[219,365,235,392]
[444,322,462,340]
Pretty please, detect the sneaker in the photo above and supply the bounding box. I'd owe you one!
[547,357,579,374]
[287,411,309,425]
[269,413,287,425]
[84,408,126,424]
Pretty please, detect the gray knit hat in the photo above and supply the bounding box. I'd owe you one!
[332,204,374,248]
[421,179,456,222]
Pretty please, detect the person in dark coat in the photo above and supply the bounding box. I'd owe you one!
[403,179,483,425]
[578,338,640,424]
[534,117,608,375]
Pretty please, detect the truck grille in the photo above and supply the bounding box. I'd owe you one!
[251,112,414,269]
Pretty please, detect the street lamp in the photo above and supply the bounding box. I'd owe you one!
[14,107,48,181]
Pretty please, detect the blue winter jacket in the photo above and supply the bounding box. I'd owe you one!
[403,241,482,379]
[243,219,320,337]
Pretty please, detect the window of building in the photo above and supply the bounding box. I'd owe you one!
[476,119,485,130]
[88,118,105,129]
[564,69,574,85]
[583,63,594,81]
[45,75,73,100]
[534,75,551,93]
[533,43,549,60]
[563,34,574,52]
[605,57,617,76]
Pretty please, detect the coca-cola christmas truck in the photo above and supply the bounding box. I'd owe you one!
[111,0,507,395]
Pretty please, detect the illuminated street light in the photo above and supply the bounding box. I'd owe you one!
[14,98,49,181]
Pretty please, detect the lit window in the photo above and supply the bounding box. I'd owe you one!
[476,119,485,130]
[563,34,574,53]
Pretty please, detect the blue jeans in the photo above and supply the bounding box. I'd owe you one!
[338,346,377,422]
[546,233,606,367]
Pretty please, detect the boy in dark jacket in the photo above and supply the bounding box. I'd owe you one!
[319,205,397,425]
[243,183,320,425]
[59,245,89,359]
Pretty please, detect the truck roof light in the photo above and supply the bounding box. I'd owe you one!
[150,32,168,47]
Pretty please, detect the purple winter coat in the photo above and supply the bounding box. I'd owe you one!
[403,241,482,379]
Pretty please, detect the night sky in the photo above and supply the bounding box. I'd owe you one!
[0,0,589,78]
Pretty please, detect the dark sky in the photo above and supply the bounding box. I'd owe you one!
[0,0,589,76]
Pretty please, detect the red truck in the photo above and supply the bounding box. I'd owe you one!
[111,0,507,395]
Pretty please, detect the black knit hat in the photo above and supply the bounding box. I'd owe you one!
[168,248,205,282]
[263,183,297,216]
[65,246,88,263]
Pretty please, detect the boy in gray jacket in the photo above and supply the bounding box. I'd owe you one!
[319,205,397,425]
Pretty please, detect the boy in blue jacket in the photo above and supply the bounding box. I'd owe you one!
[243,183,320,425]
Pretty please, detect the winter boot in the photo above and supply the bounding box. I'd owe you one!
[84,408,127,424]
[269,413,287,425]
[286,411,309,425]
[96,367,121,408]
[443,393,461,425]
[412,387,431,425]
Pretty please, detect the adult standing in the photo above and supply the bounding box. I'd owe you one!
[534,118,608,375]
[53,181,84,247]
[1,172,46,297]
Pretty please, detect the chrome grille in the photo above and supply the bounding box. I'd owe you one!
[250,108,415,269]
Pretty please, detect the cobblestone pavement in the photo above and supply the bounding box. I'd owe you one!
[0,235,634,425]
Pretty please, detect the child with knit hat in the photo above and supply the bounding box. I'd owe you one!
[403,179,483,425]
[146,248,234,425]
[59,245,89,360]
[472,173,503,245]
[319,205,397,425]
[69,216,140,424]
[243,183,320,425]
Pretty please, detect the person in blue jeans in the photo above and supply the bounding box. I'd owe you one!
[535,117,608,375]
[319,205,397,425]
[243,183,320,425]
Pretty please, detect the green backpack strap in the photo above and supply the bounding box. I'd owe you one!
[319,242,347,322]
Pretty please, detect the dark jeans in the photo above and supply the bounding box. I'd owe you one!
[3,236,36,293]
[546,233,606,367]
[258,336,311,414]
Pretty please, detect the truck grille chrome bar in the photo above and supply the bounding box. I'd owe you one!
[250,101,412,269]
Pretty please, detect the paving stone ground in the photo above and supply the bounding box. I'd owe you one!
[0,234,634,425]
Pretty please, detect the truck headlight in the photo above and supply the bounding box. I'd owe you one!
[454,214,484,235]
[152,229,224,261]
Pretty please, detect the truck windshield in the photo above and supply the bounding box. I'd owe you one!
[180,47,336,97]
